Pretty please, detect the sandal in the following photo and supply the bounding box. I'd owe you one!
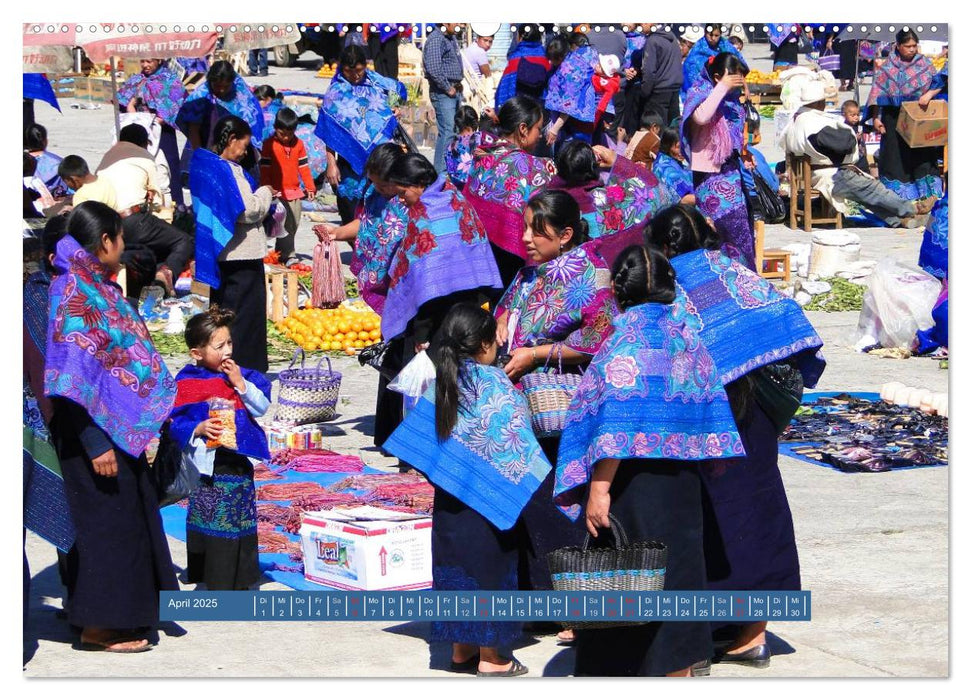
[448,654,480,674]
[476,658,529,677]
[78,637,153,653]
[556,629,576,646]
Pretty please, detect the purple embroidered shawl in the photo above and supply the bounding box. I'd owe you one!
[545,45,600,123]
[44,236,176,457]
[116,65,188,127]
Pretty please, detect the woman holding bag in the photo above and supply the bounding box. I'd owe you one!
[554,243,747,676]
[189,116,275,373]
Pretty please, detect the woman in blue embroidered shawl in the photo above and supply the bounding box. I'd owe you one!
[866,29,943,202]
[681,24,746,99]
[117,59,189,208]
[317,45,408,225]
[555,244,745,676]
[44,202,178,653]
[384,303,540,677]
[176,60,265,153]
[189,116,275,373]
[646,204,825,670]
[681,52,756,268]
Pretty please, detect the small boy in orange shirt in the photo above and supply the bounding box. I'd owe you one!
[259,107,316,267]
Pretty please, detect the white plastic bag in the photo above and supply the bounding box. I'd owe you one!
[388,351,437,413]
[856,258,942,350]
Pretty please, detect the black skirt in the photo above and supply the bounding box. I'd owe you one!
[772,40,799,67]
[700,400,801,592]
[516,437,586,592]
[186,449,260,591]
[431,487,522,648]
[211,259,268,373]
[876,106,944,201]
[574,460,712,677]
[51,413,178,630]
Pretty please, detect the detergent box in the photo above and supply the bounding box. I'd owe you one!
[299,507,432,591]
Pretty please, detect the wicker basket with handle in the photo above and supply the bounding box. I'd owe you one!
[274,349,342,425]
[519,343,583,438]
[547,514,667,629]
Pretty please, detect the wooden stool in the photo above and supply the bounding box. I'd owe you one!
[754,220,792,281]
[265,266,300,322]
[786,153,843,232]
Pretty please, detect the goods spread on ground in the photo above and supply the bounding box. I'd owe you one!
[782,394,948,472]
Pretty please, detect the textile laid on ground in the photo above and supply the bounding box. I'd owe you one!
[783,394,948,472]
[176,74,265,148]
[380,174,503,340]
[554,302,745,519]
[545,45,600,124]
[495,241,618,356]
[116,65,188,127]
[168,364,272,461]
[669,248,827,387]
[464,133,556,260]
[44,235,175,458]
[315,69,407,175]
[188,148,246,288]
[384,361,552,530]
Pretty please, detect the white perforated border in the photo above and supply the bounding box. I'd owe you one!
[21,23,946,36]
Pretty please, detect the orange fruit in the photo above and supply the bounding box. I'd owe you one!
[346,331,358,341]
[344,347,356,356]
[334,332,345,342]
[369,329,381,340]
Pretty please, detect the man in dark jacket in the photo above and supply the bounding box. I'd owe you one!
[640,25,683,129]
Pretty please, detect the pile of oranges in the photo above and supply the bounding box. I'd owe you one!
[277,306,382,354]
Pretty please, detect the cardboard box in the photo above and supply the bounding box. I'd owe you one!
[300,508,432,591]
[898,100,948,149]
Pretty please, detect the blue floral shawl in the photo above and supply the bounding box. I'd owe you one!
[44,236,176,457]
[670,248,826,387]
[117,65,188,127]
[545,46,600,124]
[349,184,398,315]
[384,361,552,530]
[176,75,265,148]
[315,69,407,175]
[653,152,694,199]
[188,148,247,289]
[681,37,745,97]
[554,302,745,520]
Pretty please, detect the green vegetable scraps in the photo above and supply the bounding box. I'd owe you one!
[804,277,867,312]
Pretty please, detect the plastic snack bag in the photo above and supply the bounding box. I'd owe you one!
[207,397,238,450]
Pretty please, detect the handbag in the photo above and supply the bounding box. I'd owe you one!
[519,344,583,438]
[275,349,342,425]
[358,339,394,379]
[751,361,805,436]
[743,99,762,147]
[749,167,787,224]
[152,423,201,508]
[547,514,667,629]
[818,50,841,73]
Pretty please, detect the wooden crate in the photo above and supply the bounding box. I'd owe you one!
[265,266,301,322]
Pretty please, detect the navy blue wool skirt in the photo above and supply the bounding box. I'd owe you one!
[574,460,713,676]
[431,486,522,648]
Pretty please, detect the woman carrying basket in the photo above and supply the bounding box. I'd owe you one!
[554,244,747,676]
[494,190,617,639]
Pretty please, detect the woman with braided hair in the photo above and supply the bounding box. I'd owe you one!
[189,115,275,372]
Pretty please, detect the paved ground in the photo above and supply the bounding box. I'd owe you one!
[23,42,948,678]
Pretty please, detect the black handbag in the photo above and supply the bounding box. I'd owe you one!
[750,168,787,224]
[152,422,200,508]
[751,361,805,436]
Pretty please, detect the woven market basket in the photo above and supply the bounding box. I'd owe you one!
[519,344,582,438]
[275,349,341,425]
[547,515,667,629]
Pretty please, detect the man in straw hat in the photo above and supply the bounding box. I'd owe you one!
[783,79,934,228]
